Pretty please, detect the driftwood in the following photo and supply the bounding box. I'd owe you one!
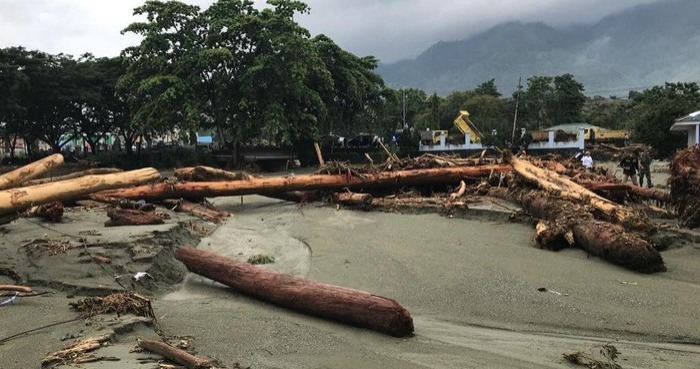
[93,165,510,201]
[175,246,414,337]
[0,168,160,216]
[508,189,664,273]
[332,192,373,207]
[0,284,32,293]
[138,340,211,369]
[33,201,64,222]
[42,334,112,367]
[449,180,467,200]
[167,200,231,223]
[505,154,652,233]
[105,209,164,227]
[0,154,64,190]
[582,182,671,204]
[174,166,252,182]
[26,168,122,185]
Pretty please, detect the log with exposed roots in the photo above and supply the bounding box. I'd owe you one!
[175,246,414,337]
[93,165,510,201]
[0,168,161,216]
[0,154,64,190]
[509,189,664,273]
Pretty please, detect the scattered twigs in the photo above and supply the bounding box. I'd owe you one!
[138,340,212,369]
[42,334,112,367]
[69,292,155,319]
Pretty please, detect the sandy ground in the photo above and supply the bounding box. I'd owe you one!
[1,189,699,368]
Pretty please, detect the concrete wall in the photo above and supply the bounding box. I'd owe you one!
[419,128,585,152]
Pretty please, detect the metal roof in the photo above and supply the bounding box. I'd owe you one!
[670,110,700,131]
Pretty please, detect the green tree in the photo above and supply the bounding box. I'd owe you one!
[520,76,553,130]
[474,79,501,97]
[629,82,700,157]
[551,73,586,124]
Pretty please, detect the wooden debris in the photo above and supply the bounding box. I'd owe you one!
[90,255,112,264]
[0,153,64,190]
[0,168,161,216]
[167,200,231,223]
[26,168,122,185]
[34,201,64,222]
[175,246,414,337]
[42,334,112,367]
[93,165,511,201]
[174,166,252,182]
[23,239,77,257]
[105,208,165,227]
[332,192,373,207]
[670,145,700,228]
[69,292,154,319]
[314,142,325,166]
[0,284,32,293]
[563,342,622,369]
[138,340,211,369]
[449,180,467,200]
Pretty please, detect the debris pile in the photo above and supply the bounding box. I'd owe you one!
[69,292,155,319]
[42,335,113,367]
[670,145,700,228]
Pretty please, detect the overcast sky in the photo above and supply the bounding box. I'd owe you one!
[0,0,664,63]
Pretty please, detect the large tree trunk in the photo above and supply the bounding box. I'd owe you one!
[26,168,122,186]
[0,168,160,216]
[507,188,664,273]
[175,246,414,337]
[505,153,652,233]
[93,165,510,201]
[174,166,252,182]
[0,153,64,190]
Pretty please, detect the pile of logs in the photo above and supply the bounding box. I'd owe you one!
[670,145,700,228]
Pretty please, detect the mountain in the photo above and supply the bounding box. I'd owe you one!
[377,0,700,96]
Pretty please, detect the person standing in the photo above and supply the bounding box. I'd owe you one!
[581,151,594,169]
[638,150,653,188]
[620,152,639,186]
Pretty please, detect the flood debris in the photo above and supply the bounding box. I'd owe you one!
[105,208,166,227]
[563,342,622,369]
[0,153,64,191]
[174,165,254,182]
[138,340,212,369]
[670,145,700,228]
[175,246,414,337]
[23,239,77,257]
[42,334,115,368]
[69,292,155,319]
[246,254,275,265]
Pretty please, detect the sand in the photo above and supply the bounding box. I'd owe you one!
[1,192,699,369]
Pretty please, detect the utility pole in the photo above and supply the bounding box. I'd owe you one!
[511,76,522,142]
[402,88,407,129]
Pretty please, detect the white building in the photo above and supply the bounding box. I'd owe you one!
[670,110,700,147]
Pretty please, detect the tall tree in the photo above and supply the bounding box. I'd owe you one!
[474,79,501,98]
[551,73,586,124]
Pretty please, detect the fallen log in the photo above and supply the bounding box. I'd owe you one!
[105,209,164,227]
[0,284,32,293]
[509,189,664,273]
[138,340,211,369]
[582,182,671,203]
[166,199,231,222]
[0,168,160,216]
[0,154,64,190]
[505,154,652,233]
[175,246,414,337]
[93,165,511,202]
[332,192,373,207]
[25,168,122,185]
[174,166,252,182]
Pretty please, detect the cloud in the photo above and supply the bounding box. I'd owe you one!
[0,0,664,62]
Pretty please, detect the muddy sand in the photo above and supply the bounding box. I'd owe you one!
[1,194,699,369]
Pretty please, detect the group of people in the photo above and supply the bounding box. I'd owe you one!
[575,148,653,188]
[619,149,653,188]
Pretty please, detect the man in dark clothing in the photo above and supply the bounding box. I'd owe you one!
[620,153,639,186]
[638,150,653,188]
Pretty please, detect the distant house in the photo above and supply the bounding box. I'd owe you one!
[670,110,700,147]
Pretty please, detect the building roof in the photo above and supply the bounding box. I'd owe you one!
[670,110,700,131]
[545,123,602,132]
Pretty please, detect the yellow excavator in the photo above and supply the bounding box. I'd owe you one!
[453,110,484,143]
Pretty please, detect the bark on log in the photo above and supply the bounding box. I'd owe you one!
[332,192,373,207]
[175,246,414,337]
[0,168,160,216]
[0,154,64,190]
[105,209,164,227]
[505,154,652,232]
[138,340,211,369]
[93,165,510,202]
[582,182,671,203]
[174,166,251,182]
[167,200,231,222]
[26,168,122,185]
[512,189,664,273]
